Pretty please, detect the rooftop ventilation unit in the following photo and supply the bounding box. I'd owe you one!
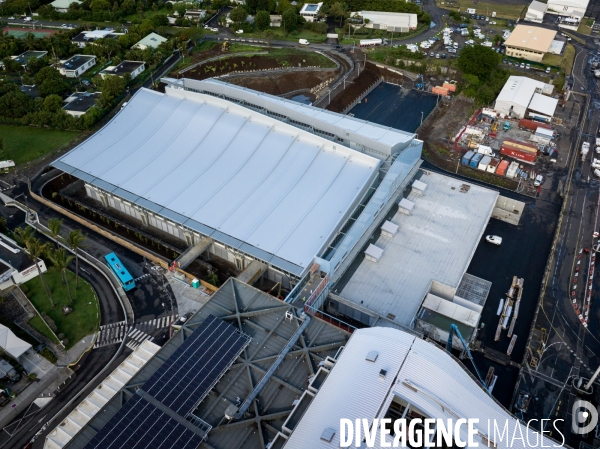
[364,244,384,263]
[380,220,398,238]
[379,369,387,379]
[224,403,239,420]
[321,427,336,442]
[398,198,415,215]
[366,350,378,362]
[412,179,427,196]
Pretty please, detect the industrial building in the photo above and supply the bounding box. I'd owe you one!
[0,233,47,290]
[494,76,557,120]
[51,78,422,291]
[329,171,498,340]
[525,1,548,23]
[58,278,350,449]
[56,285,549,449]
[546,0,589,16]
[282,326,551,448]
[504,25,557,62]
[352,11,418,32]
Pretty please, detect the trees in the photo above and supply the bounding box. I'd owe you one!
[35,67,70,97]
[1,57,23,74]
[263,29,275,47]
[230,6,248,26]
[100,74,127,106]
[328,1,348,27]
[255,10,271,31]
[0,91,33,119]
[66,229,86,290]
[47,218,63,248]
[282,8,298,32]
[49,248,75,304]
[457,45,500,80]
[25,237,55,308]
[43,95,64,113]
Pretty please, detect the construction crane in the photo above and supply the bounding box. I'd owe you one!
[446,324,488,391]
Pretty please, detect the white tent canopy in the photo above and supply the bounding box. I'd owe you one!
[0,324,31,359]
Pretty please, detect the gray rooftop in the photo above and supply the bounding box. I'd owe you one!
[336,170,498,326]
[63,92,100,113]
[64,278,349,449]
[12,50,47,66]
[60,54,95,71]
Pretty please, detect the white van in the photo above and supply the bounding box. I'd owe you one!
[299,39,309,45]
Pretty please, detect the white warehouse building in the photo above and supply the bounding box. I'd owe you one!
[52,79,423,290]
[353,11,418,32]
[546,0,589,16]
[494,76,557,120]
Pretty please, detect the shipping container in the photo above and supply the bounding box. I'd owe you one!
[502,138,538,155]
[432,86,450,96]
[487,158,500,173]
[470,153,484,168]
[496,160,510,176]
[462,150,475,165]
[518,119,553,132]
[500,146,537,164]
[478,155,492,170]
[442,82,457,92]
[506,161,520,179]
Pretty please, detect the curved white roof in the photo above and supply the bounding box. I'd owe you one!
[285,327,551,449]
[0,324,31,359]
[53,88,379,274]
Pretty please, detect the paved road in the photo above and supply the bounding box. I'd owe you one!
[513,34,600,446]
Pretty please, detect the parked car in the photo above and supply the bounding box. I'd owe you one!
[486,235,503,245]
[549,149,558,162]
[503,58,507,63]
[332,44,343,50]
[533,174,544,187]
[23,16,32,21]
[211,27,218,32]
[436,53,440,58]
[235,29,243,34]
[490,21,496,25]
[61,23,68,28]
[8,16,15,19]
[526,63,531,69]
[520,62,525,68]
[546,67,551,74]
[82,79,91,86]
[441,53,447,59]
[430,52,434,57]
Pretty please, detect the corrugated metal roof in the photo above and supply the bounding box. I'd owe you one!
[528,93,558,117]
[53,88,379,273]
[284,327,551,449]
[495,76,545,110]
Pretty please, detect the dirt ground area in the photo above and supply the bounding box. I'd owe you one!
[176,50,335,81]
[327,63,403,113]
[227,69,338,96]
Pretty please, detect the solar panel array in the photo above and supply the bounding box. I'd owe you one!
[84,315,249,449]
[143,314,249,416]
[84,395,205,449]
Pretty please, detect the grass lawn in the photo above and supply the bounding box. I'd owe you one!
[436,0,526,20]
[578,18,594,35]
[542,42,576,75]
[24,269,99,349]
[0,125,80,165]
[28,314,59,344]
[241,27,328,43]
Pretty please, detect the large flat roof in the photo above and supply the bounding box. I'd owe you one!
[53,87,379,275]
[284,326,550,449]
[181,78,415,157]
[504,24,557,52]
[356,10,418,28]
[337,171,498,326]
[495,75,546,109]
[528,92,558,117]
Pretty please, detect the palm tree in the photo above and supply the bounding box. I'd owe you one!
[47,218,63,248]
[49,248,75,305]
[25,238,55,308]
[13,226,35,247]
[66,229,86,290]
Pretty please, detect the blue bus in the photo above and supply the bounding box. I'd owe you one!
[104,253,135,291]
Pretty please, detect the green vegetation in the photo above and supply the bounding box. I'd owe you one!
[578,18,594,35]
[267,47,336,67]
[458,45,509,105]
[24,269,99,349]
[28,314,60,344]
[437,0,526,20]
[542,42,576,75]
[0,125,79,165]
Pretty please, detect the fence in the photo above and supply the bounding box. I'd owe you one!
[341,78,382,114]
